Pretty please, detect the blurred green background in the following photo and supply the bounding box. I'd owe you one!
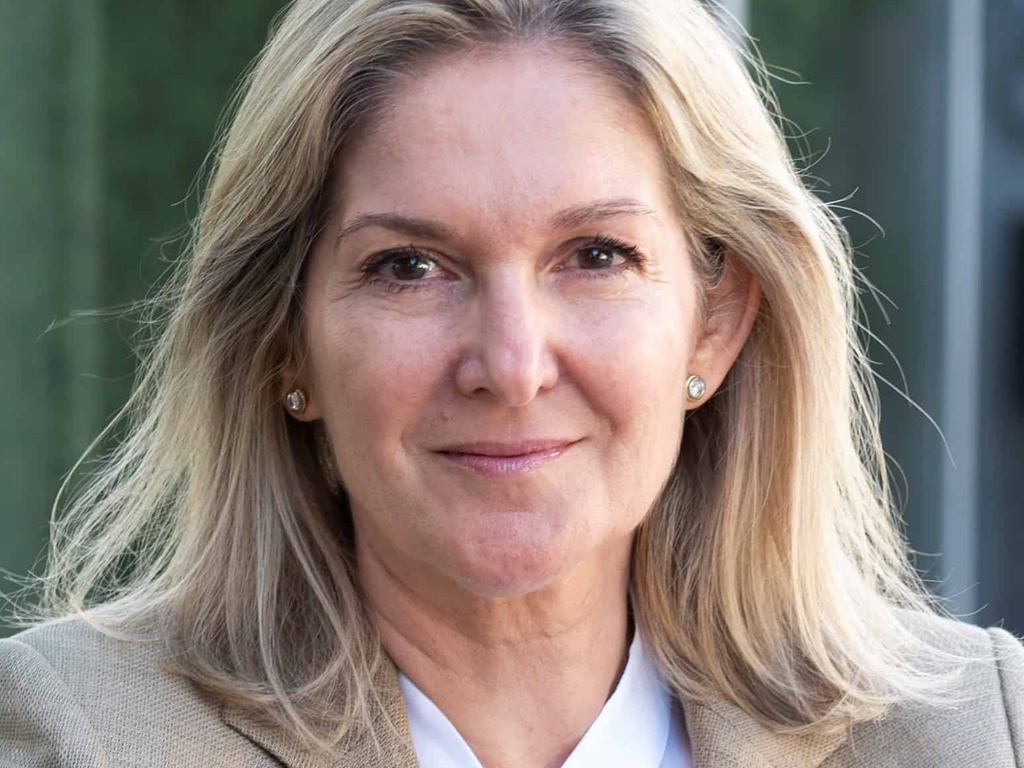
[3,0,1022,636]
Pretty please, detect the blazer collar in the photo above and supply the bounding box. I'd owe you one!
[222,660,419,768]
[679,696,848,768]
[223,662,848,768]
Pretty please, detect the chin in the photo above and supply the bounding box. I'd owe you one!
[442,520,590,599]
[448,518,634,601]
[452,559,572,599]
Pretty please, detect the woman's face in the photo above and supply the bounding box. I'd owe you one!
[297,45,747,599]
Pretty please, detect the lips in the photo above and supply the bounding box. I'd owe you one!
[433,440,578,477]
[437,440,575,457]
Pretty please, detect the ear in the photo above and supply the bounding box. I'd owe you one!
[280,359,322,422]
[685,251,761,410]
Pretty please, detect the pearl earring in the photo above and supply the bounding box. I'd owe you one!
[686,375,707,402]
[285,389,308,414]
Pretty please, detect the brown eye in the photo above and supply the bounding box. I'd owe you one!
[576,246,621,269]
[565,237,645,275]
[385,253,437,280]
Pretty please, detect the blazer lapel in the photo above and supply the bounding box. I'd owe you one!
[222,660,419,768]
[681,696,848,768]
[223,659,847,768]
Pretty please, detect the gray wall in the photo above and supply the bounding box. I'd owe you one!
[977,0,1024,629]
[753,0,1024,630]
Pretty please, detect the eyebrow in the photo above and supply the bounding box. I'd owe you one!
[548,198,658,230]
[335,213,454,246]
[334,197,658,247]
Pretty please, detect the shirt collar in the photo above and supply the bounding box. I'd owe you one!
[398,632,679,768]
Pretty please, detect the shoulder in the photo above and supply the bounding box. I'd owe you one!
[4,614,169,693]
[0,616,266,768]
[988,623,1024,740]
[828,612,1024,768]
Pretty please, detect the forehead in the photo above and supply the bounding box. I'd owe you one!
[334,44,676,237]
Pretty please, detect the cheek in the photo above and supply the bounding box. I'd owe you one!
[306,306,449,466]
[562,289,696,517]
[566,292,694,428]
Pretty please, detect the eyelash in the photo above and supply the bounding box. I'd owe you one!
[570,235,648,277]
[359,235,648,294]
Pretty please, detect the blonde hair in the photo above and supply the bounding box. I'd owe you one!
[35,0,956,748]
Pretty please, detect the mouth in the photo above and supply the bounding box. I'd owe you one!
[433,440,578,477]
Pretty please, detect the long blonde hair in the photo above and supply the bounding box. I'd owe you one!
[36,0,953,747]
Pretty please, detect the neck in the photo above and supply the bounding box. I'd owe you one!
[359,539,633,768]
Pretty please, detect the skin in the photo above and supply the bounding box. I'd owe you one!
[289,44,759,768]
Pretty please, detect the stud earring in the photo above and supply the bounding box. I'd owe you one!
[285,389,308,414]
[686,375,707,402]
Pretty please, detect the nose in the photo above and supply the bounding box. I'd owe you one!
[454,273,559,407]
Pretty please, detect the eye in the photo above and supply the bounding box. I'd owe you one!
[565,236,646,272]
[363,248,444,283]
[575,246,625,269]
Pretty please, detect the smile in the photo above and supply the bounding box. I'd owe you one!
[433,440,577,477]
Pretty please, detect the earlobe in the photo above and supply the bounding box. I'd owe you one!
[685,250,761,409]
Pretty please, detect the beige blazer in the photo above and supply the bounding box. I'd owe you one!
[1,616,1022,768]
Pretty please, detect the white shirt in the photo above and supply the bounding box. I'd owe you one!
[398,634,692,768]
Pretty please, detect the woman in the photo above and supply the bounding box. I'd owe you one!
[2,0,1021,766]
